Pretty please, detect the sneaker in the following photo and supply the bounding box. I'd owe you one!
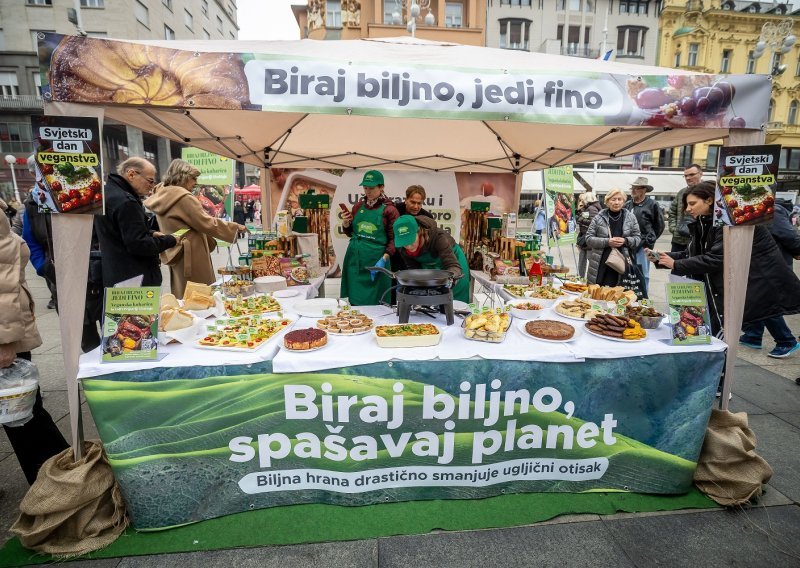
[46,299,55,310]
[739,336,762,349]
[767,343,800,359]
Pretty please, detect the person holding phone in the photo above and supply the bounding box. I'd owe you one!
[340,170,399,306]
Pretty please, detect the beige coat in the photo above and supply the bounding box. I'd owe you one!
[144,184,239,297]
[0,210,41,353]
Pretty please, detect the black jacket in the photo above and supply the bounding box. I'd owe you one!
[94,173,176,287]
[625,195,664,250]
[395,201,434,219]
[771,198,800,266]
[668,215,800,335]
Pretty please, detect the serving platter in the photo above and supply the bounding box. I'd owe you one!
[584,327,647,343]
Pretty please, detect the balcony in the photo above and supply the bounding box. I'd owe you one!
[0,95,44,110]
[766,121,785,133]
[561,45,599,58]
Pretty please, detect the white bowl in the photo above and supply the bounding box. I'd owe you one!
[505,299,547,320]
[521,292,557,308]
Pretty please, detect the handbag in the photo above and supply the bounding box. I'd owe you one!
[605,248,626,274]
[618,250,648,299]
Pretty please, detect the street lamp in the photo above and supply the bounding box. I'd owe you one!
[4,154,20,203]
[391,0,435,38]
[752,18,796,76]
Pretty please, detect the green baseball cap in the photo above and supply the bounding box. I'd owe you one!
[393,215,419,248]
[359,170,385,187]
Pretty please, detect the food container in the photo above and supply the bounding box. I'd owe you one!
[463,312,512,342]
[374,324,441,348]
[222,281,255,298]
[522,292,558,308]
[631,314,664,329]
[253,275,288,294]
[505,300,546,320]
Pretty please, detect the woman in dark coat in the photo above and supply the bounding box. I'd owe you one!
[585,188,641,286]
[653,181,800,337]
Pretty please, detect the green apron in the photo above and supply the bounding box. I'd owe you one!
[412,244,471,303]
[340,203,392,306]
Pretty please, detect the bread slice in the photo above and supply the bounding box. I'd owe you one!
[183,281,213,301]
[161,293,180,309]
[162,308,194,331]
[184,291,215,310]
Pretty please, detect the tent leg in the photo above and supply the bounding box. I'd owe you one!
[51,214,92,460]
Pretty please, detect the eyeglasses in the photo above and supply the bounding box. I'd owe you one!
[131,170,156,185]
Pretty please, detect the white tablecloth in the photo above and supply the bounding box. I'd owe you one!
[79,296,726,378]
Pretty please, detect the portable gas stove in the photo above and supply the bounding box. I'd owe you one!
[396,285,455,325]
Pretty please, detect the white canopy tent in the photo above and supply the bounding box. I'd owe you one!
[37,33,767,454]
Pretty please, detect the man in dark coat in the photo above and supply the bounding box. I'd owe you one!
[740,197,800,357]
[625,176,664,295]
[669,164,702,252]
[94,157,177,287]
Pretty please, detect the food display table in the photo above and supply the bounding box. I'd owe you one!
[78,300,726,530]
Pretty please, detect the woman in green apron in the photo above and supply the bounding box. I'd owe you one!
[340,170,399,306]
[393,214,471,303]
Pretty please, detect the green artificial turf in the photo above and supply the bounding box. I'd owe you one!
[0,489,717,566]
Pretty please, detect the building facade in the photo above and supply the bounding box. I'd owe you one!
[0,0,239,200]
[485,0,660,66]
[657,0,800,190]
[299,1,486,45]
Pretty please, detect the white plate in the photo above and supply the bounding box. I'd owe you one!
[279,341,330,353]
[273,289,301,298]
[159,316,205,345]
[293,298,340,318]
[584,326,647,343]
[517,320,582,343]
[551,301,605,322]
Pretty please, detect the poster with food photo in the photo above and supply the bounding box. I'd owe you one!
[101,287,160,362]
[543,166,576,245]
[30,115,103,214]
[714,144,780,227]
[181,147,234,219]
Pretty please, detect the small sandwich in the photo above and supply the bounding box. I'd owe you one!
[184,292,216,310]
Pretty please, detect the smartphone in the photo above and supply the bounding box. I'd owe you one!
[647,249,660,262]
[339,203,349,213]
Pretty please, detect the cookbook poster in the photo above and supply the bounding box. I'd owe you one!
[714,144,780,227]
[101,287,160,362]
[30,115,103,215]
[82,353,724,529]
[182,147,235,219]
[666,282,712,345]
[543,166,576,246]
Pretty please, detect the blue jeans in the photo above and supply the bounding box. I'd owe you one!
[634,247,650,294]
[741,317,797,348]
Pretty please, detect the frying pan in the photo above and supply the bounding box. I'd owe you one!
[367,266,458,288]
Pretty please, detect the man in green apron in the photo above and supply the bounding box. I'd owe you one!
[393,214,471,303]
[340,170,399,306]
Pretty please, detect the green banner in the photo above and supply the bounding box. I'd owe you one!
[83,353,724,529]
[543,166,576,246]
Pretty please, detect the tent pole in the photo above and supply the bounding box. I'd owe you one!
[52,214,93,460]
[260,166,271,232]
[719,128,765,410]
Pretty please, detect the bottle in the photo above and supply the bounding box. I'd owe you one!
[528,256,543,287]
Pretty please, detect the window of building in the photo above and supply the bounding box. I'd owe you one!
[779,148,800,170]
[135,1,149,27]
[678,145,694,168]
[747,5,758,13]
[796,58,800,76]
[445,2,463,27]
[163,0,173,11]
[674,51,681,67]
[687,43,699,66]
[326,0,342,28]
[747,51,756,73]
[501,0,532,5]
[619,1,648,14]
[384,3,394,23]
[80,0,104,7]
[30,30,54,52]
[768,99,774,122]
[26,0,52,5]
[658,147,674,167]
[32,71,42,97]
[164,24,175,40]
[789,101,798,125]
[185,9,193,30]
[216,15,223,32]
[499,18,531,50]
[570,0,581,9]
[201,0,208,17]
[616,26,646,57]
[706,145,720,170]
[720,49,731,73]
[770,51,781,73]
[0,72,19,98]
[557,0,565,9]
[203,28,210,39]
[0,122,33,154]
